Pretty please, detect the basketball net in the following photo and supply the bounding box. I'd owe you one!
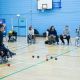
[41,9,45,12]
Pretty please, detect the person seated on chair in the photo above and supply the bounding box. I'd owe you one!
[48,26,59,45]
[60,25,70,45]
[75,26,80,46]
[8,30,17,41]
[0,24,16,58]
[27,25,35,43]
[76,26,80,37]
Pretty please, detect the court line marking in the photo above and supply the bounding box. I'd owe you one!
[0,47,79,80]
[0,45,64,67]
[5,37,44,51]
[62,55,80,57]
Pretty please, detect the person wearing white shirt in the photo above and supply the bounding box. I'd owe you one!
[27,25,35,43]
[60,25,70,45]
[28,26,34,36]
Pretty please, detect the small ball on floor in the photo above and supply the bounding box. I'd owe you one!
[46,59,48,61]
[7,64,10,67]
[55,58,57,60]
[50,56,53,59]
[32,56,34,58]
[37,56,40,58]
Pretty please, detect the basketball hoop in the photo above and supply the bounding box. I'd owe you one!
[41,4,47,12]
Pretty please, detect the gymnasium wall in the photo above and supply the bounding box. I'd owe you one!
[0,0,80,36]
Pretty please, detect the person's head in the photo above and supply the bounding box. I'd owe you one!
[65,25,69,30]
[47,29,49,31]
[29,25,32,30]
[50,26,55,31]
[0,24,5,32]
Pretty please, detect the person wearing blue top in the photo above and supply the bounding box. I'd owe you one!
[48,26,59,44]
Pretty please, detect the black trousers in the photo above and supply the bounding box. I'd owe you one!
[48,35,59,44]
[60,35,70,45]
[0,44,14,57]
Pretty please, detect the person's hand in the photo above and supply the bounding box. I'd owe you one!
[0,51,4,56]
[63,35,66,38]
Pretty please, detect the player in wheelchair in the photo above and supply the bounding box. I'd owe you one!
[27,25,36,44]
[8,30,17,42]
[75,26,80,46]
[0,24,16,63]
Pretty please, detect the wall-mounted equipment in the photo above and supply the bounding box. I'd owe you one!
[37,0,52,10]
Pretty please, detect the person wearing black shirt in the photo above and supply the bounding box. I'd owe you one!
[48,26,59,44]
[0,24,16,57]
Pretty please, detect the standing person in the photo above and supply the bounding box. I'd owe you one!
[0,24,16,58]
[48,26,59,45]
[60,25,70,45]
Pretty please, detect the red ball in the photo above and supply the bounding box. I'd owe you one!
[46,59,48,61]
[7,64,10,67]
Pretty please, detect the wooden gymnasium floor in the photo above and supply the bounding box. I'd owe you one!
[0,37,80,80]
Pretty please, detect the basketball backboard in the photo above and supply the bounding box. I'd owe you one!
[37,0,52,10]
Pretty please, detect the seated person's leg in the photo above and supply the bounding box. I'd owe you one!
[32,35,35,39]
[60,35,65,44]
[66,35,70,45]
[8,32,13,41]
[27,34,32,43]
[2,45,16,58]
[13,32,17,41]
[32,35,36,43]
[8,35,11,41]
[0,51,4,57]
[28,34,32,40]
[0,45,8,57]
[48,35,55,44]
[55,35,59,44]
[48,36,52,44]
[27,35,29,43]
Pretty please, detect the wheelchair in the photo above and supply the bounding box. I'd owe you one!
[8,36,17,42]
[8,31,17,42]
[0,50,8,64]
[27,34,36,44]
